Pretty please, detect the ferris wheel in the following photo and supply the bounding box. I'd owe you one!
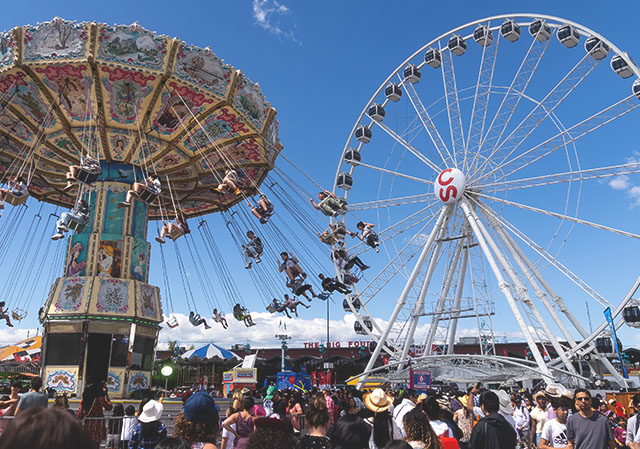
[332,14,640,388]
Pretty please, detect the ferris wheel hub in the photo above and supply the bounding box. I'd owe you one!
[434,168,466,203]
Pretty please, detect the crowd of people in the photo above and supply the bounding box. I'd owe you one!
[1,377,640,449]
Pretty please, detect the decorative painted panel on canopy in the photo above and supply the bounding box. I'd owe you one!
[0,18,282,218]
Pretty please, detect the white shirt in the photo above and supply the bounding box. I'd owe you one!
[541,418,568,448]
[627,414,639,444]
[513,403,531,431]
[393,398,415,435]
[500,410,516,429]
[430,420,451,437]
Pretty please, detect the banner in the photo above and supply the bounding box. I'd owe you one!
[604,307,629,379]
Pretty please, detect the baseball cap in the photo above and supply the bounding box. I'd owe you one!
[265,386,277,400]
[184,392,220,423]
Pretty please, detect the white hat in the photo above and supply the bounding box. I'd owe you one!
[138,400,163,423]
[497,390,513,415]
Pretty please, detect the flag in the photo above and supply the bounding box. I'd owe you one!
[604,307,629,379]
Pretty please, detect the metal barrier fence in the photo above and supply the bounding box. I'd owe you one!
[0,413,307,448]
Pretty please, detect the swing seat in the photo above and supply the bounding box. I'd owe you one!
[317,292,330,301]
[133,182,159,204]
[166,317,179,328]
[11,309,26,322]
[68,216,89,233]
[167,223,186,241]
[71,165,101,185]
[4,191,28,206]
[266,305,276,313]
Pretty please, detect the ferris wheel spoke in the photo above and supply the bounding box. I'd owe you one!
[371,120,441,173]
[473,52,600,180]
[358,211,441,304]
[464,23,500,172]
[475,160,640,193]
[469,33,554,176]
[470,197,612,308]
[402,78,455,167]
[478,95,640,184]
[348,160,434,185]
[441,45,465,168]
[473,191,640,240]
[349,193,433,211]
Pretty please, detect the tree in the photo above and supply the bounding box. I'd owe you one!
[167,340,179,351]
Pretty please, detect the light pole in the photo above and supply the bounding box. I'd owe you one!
[275,334,291,372]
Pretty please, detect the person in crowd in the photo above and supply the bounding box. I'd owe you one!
[600,402,615,421]
[242,230,263,269]
[106,404,125,449]
[362,388,403,448]
[0,177,28,208]
[173,391,220,449]
[394,389,418,436]
[189,311,211,329]
[352,221,380,253]
[156,210,190,244]
[278,252,307,281]
[340,397,360,418]
[453,394,474,449]
[318,273,351,294]
[0,302,12,328]
[212,308,228,329]
[122,405,138,449]
[121,175,161,207]
[222,395,255,449]
[129,399,167,449]
[324,390,339,428]
[155,438,191,449]
[51,199,90,240]
[310,190,347,217]
[233,304,255,327]
[221,391,242,449]
[247,194,274,224]
[403,408,442,449]
[531,391,550,448]
[330,414,371,449]
[0,407,94,449]
[15,376,48,415]
[272,389,288,418]
[468,391,517,449]
[540,396,572,449]
[212,169,242,196]
[614,417,626,449]
[610,399,627,419]
[496,390,516,429]
[76,379,113,447]
[288,392,305,432]
[297,395,331,449]
[246,416,296,449]
[52,392,75,418]
[63,153,101,191]
[567,389,614,449]
[625,393,640,448]
[512,394,531,449]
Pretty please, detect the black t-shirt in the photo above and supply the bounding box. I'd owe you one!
[296,435,330,449]
[273,398,287,418]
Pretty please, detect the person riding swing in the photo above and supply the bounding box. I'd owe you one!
[119,175,161,207]
[241,230,263,269]
[212,308,228,329]
[0,302,13,327]
[247,193,274,224]
[309,190,347,217]
[0,177,28,209]
[62,153,101,192]
[156,209,190,244]
[212,169,242,196]
[233,303,255,327]
[277,252,306,281]
[189,311,211,329]
[51,199,90,240]
[352,221,380,253]
[268,298,291,318]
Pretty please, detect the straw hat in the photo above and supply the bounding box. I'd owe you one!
[544,384,563,398]
[138,400,163,423]
[459,395,468,408]
[363,388,393,413]
[437,397,452,413]
[533,391,546,401]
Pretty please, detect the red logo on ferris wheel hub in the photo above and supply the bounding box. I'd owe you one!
[434,168,466,204]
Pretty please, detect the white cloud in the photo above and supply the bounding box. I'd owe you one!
[609,175,631,190]
[252,0,301,45]
[0,328,39,347]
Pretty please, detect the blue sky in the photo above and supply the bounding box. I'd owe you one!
[1,1,640,355]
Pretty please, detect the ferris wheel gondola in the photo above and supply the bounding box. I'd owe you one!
[332,13,640,389]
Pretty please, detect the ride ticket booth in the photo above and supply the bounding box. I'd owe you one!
[222,367,258,395]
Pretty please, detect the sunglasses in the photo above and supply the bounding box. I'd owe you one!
[575,397,591,401]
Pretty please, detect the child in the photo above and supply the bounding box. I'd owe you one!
[540,396,571,449]
[106,403,124,449]
[120,405,137,449]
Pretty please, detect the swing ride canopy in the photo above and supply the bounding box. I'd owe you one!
[0,17,282,218]
[181,343,240,361]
